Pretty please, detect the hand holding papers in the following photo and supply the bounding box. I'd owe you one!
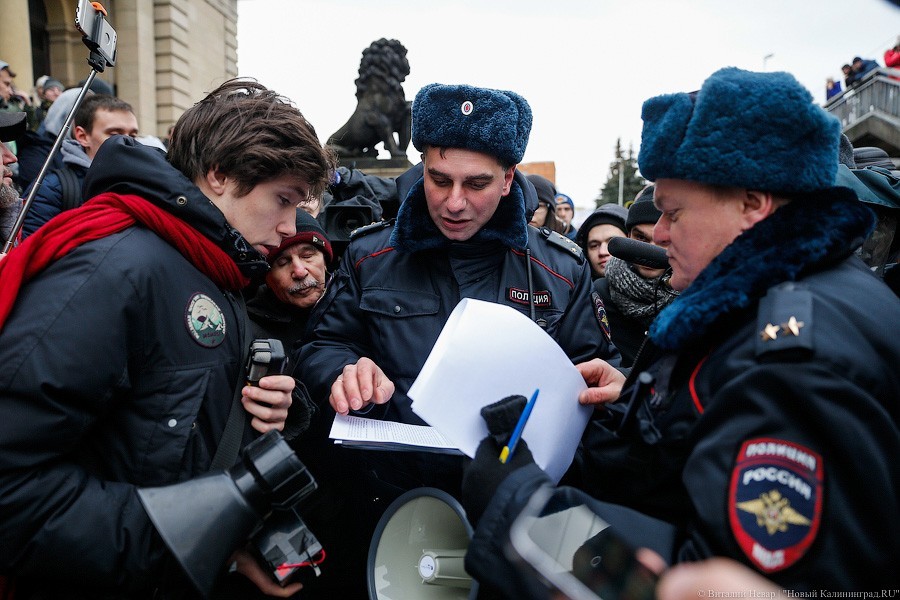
[409,298,590,482]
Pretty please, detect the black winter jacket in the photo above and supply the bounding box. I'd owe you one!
[0,136,271,598]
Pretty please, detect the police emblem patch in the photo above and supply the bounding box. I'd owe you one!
[185,293,227,348]
[591,291,611,344]
[729,438,823,573]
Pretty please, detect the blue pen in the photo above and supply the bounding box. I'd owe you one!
[500,388,539,463]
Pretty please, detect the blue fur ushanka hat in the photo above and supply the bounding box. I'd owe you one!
[638,67,842,194]
[412,83,532,166]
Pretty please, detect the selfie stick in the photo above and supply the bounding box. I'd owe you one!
[2,5,115,253]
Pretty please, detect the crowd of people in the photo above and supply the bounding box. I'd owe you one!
[0,48,898,600]
[825,35,900,102]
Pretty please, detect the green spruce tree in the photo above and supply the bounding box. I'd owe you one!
[596,139,648,208]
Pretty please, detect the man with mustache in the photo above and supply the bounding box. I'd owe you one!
[248,208,332,350]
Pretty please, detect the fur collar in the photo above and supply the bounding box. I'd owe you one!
[389,176,528,253]
[649,192,874,351]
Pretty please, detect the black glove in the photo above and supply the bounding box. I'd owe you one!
[461,395,536,525]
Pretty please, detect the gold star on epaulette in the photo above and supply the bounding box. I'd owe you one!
[780,316,805,337]
[760,323,780,341]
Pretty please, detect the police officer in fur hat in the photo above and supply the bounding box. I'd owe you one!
[462,67,900,595]
[297,82,620,595]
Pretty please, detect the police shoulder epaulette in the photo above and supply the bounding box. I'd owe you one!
[350,218,395,241]
[537,227,584,263]
[754,282,814,358]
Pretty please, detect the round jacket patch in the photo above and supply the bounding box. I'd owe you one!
[185,293,227,347]
[729,438,823,573]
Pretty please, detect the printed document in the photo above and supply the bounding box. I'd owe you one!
[330,413,463,455]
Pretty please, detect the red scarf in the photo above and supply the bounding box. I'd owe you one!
[0,193,249,330]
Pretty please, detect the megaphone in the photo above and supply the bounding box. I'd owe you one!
[368,487,478,600]
[137,430,317,597]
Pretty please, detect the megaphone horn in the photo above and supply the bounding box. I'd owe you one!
[137,430,315,597]
[367,487,478,600]
[138,471,259,597]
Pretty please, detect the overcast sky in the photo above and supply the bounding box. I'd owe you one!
[237,0,899,220]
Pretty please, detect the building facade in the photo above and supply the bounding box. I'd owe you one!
[1,0,237,138]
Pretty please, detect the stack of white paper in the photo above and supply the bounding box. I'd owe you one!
[408,298,590,482]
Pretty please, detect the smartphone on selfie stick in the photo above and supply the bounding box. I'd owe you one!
[2,1,118,253]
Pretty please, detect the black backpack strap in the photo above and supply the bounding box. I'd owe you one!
[53,166,82,212]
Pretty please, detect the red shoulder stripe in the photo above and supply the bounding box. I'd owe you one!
[510,249,574,289]
[689,353,710,414]
[355,247,395,271]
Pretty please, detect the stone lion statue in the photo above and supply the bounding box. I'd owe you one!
[327,38,412,159]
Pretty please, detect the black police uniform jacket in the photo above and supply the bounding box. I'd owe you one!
[298,165,619,489]
[0,137,273,598]
[466,193,900,592]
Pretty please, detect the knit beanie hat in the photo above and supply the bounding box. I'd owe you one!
[268,209,333,264]
[555,193,575,211]
[0,111,26,142]
[625,185,662,231]
[43,79,64,94]
[638,67,842,194]
[412,83,532,166]
[575,204,629,249]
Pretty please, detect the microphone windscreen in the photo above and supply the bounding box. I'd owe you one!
[608,237,669,270]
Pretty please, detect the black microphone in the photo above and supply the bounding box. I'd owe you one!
[608,237,669,270]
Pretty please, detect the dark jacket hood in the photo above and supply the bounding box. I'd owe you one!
[83,135,269,280]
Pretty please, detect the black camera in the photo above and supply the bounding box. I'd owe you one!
[244,433,323,587]
[317,204,375,266]
[138,430,323,596]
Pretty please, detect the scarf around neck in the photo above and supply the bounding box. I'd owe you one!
[606,256,679,326]
[0,192,249,331]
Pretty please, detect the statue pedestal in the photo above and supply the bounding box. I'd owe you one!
[338,156,413,179]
